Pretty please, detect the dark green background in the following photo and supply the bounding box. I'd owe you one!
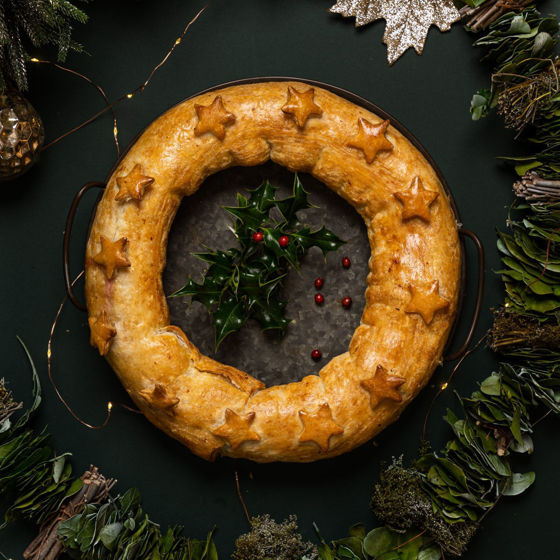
[2,1,559,558]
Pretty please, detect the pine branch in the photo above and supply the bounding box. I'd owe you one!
[0,0,89,91]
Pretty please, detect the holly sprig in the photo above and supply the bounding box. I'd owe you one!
[171,175,345,349]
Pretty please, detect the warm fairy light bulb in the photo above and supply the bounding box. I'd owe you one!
[126,93,133,99]
[441,382,448,390]
[175,38,182,45]
[30,58,39,62]
[107,402,113,411]
[47,348,52,359]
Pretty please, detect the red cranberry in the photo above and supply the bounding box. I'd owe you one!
[311,349,322,361]
[315,293,324,305]
[314,277,324,289]
[279,235,289,247]
[252,231,264,242]
[342,296,352,308]
[342,256,351,268]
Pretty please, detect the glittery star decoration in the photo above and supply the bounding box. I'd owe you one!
[281,86,323,128]
[212,408,261,450]
[360,365,406,409]
[139,383,180,413]
[88,311,116,356]
[330,0,460,65]
[92,236,131,280]
[348,117,393,164]
[298,403,344,452]
[394,176,439,222]
[405,280,449,325]
[194,95,236,141]
[115,163,155,203]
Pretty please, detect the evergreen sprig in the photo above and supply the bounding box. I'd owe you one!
[171,175,345,349]
[0,0,89,91]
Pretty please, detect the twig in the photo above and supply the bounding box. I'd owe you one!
[23,466,116,560]
[234,470,251,525]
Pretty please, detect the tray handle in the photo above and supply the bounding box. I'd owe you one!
[443,228,485,362]
[63,181,106,311]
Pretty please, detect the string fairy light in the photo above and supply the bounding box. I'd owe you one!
[31,4,207,154]
[422,331,490,441]
[48,271,141,430]
[42,5,209,430]
[29,58,120,155]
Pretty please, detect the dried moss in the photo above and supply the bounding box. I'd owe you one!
[232,514,318,560]
[0,378,21,425]
[371,458,478,557]
[492,308,560,352]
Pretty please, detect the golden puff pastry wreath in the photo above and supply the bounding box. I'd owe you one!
[85,81,461,463]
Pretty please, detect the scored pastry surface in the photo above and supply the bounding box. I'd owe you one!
[84,81,461,463]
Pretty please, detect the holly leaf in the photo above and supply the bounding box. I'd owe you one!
[170,277,224,310]
[292,226,346,257]
[276,174,312,226]
[213,298,246,348]
[252,299,291,332]
[329,0,460,65]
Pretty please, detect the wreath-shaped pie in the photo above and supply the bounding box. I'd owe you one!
[85,81,461,463]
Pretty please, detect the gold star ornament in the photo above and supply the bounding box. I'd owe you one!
[360,365,406,409]
[394,176,438,222]
[298,403,344,452]
[348,117,393,164]
[405,280,449,325]
[194,95,236,141]
[282,86,323,128]
[92,236,131,280]
[139,383,180,413]
[88,311,116,356]
[212,408,261,450]
[115,164,154,203]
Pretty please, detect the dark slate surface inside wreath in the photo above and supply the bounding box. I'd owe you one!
[163,162,369,386]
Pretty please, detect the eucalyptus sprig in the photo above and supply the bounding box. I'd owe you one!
[171,175,345,349]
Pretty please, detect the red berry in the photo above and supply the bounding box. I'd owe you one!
[252,231,264,242]
[311,349,322,361]
[342,256,351,268]
[315,293,324,305]
[314,277,324,289]
[342,296,352,308]
[279,235,289,247]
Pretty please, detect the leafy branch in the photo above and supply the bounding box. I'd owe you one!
[171,175,345,349]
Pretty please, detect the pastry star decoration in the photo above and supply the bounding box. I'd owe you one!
[139,383,180,413]
[406,280,449,325]
[298,403,344,453]
[92,236,131,280]
[212,408,260,450]
[194,95,236,141]
[88,311,116,356]
[282,86,323,128]
[115,163,154,202]
[348,118,393,164]
[360,365,405,409]
[394,176,438,222]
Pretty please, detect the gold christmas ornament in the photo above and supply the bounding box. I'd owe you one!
[0,90,44,181]
[330,0,461,65]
